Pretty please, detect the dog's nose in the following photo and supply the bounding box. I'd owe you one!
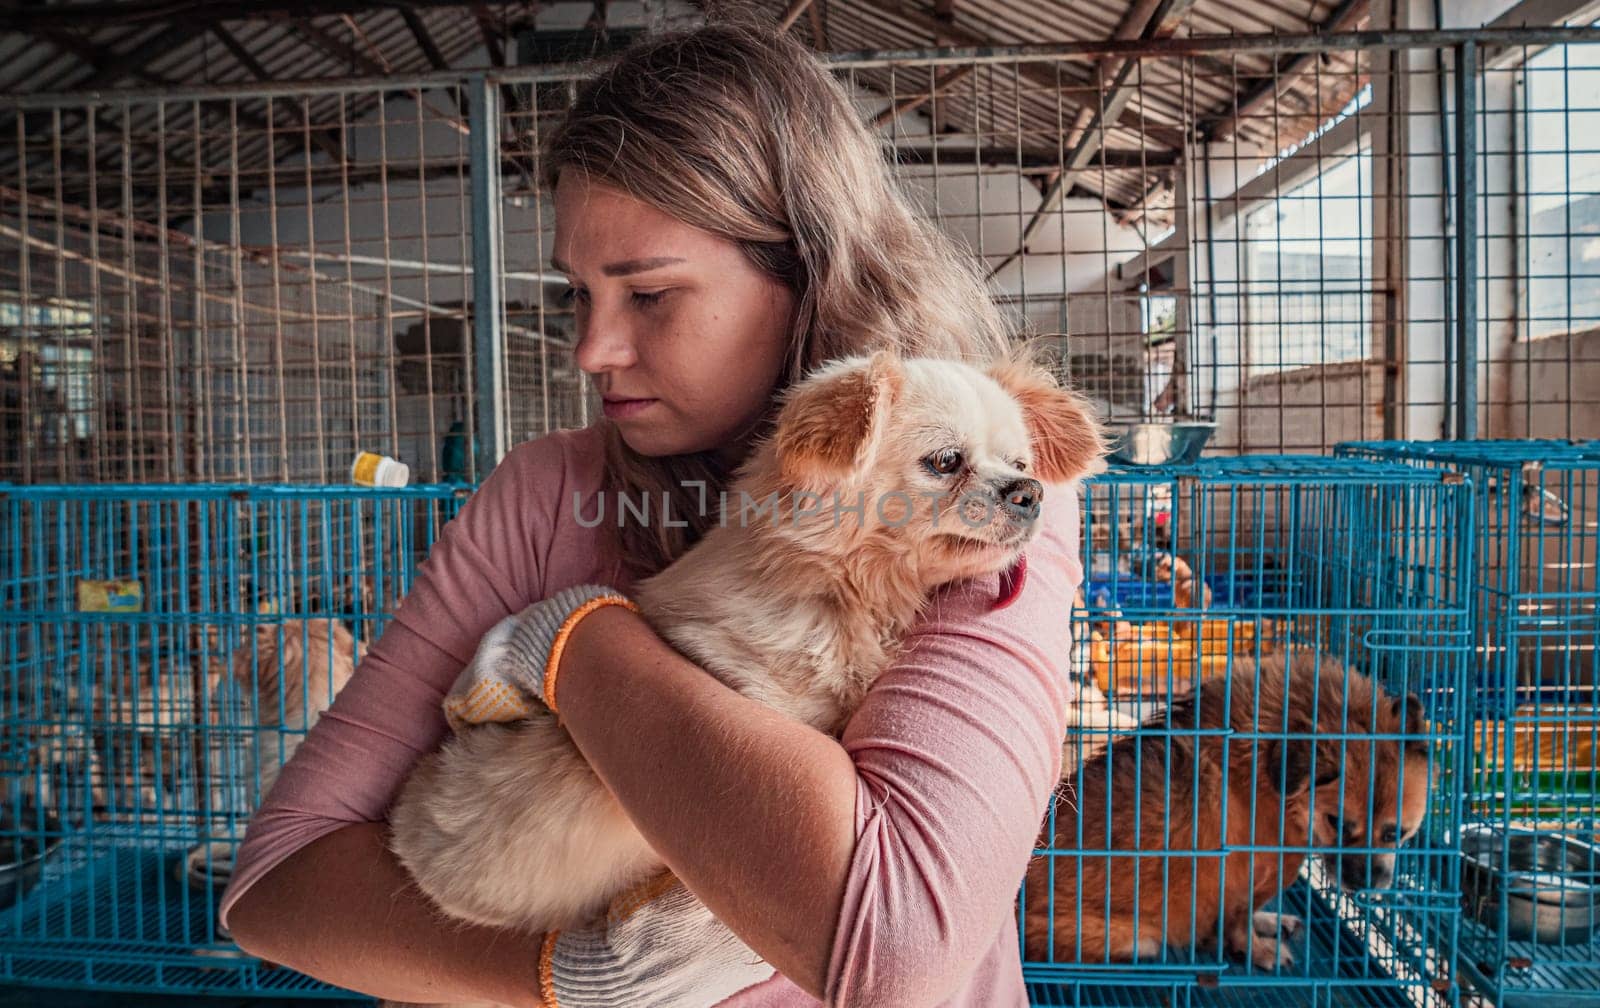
[997,477,1043,521]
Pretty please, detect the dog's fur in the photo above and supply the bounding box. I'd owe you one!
[387,350,1104,934]
[208,618,357,799]
[1024,649,1432,969]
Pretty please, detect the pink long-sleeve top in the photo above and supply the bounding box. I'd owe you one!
[219,422,1083,1007]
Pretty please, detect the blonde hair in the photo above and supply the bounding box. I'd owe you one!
[544,20,1013,579]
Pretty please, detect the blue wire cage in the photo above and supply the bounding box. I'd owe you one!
[1,483,467,998]
[1021,456,1473,1008]
[1337,440,1600,1008]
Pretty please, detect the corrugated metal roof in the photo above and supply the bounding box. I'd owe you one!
[0,1,1373,228]
[0,5,511,94]
[800,0,1372,220]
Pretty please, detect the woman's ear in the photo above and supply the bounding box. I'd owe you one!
[985,356,1107,483]
[773,349,902,489]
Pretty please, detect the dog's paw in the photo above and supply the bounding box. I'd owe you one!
[1251,911,1304,940]
[1228,914,1298,972]
[1249,933,1296,971]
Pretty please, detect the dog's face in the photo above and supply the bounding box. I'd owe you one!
[769,349,1103,585]
[1303,689,1433,891]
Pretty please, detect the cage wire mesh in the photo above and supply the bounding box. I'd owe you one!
[1338,438,1600,1005]
[2,28,1597,486]
[1,15,1599,1006]
[1,483,465,995]
[1024,456,1470,1006]
[2,81,517,484]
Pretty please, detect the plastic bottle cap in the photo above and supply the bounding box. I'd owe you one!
[352,452,410,487]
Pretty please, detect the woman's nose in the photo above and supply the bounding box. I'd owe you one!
[573,311,638,375]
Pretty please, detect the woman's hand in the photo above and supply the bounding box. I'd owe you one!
[539,872,776,1006]
[441,584,637,729]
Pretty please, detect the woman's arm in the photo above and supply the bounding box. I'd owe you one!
[224,823,543,1007]
[555,487,1083,1006]
[220,435,564,1002]
[554,605,857,996]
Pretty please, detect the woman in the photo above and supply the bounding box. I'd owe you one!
[221,21,1083,1008]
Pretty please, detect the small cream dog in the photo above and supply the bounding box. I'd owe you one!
[388,349,1104,934]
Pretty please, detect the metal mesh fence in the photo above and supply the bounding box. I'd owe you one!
[0,29,1595,480]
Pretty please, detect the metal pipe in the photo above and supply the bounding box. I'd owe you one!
[1435,0,1455,438]
[468,74,507,478]
[1454,39,1479,441]
[6,27,1600,108]
[1201,138,1219,419]
[778,0,814,32]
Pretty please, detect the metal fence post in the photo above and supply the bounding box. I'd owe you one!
[1453,39,1478,440]
[468,73,507,477]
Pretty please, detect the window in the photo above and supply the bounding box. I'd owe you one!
[1244,149,1373,375]
[1142,292,1177,343]
[1,296,98,441]
[1518,38,1600,340]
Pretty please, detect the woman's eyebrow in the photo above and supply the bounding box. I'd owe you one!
[549,255,686,277]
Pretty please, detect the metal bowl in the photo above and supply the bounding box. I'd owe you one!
[0,806,64,909]
[1106,422,1216,466]
[178,840,238,892]
[1460,824,1600,945]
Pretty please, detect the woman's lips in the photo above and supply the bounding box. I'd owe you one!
[602,398,657,420]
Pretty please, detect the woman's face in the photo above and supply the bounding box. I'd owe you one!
[552,173,796,461]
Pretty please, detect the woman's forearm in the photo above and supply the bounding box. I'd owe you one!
[554,605,859,1000]
[225,822,543,1007]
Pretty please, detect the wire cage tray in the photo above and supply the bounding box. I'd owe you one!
[0,833,350,997]
[1026,882,1434,1008]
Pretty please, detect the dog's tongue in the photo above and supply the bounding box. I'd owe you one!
[993,554,1028,610]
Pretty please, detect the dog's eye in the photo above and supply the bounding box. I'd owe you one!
[1380,826,1399,843]
[924,449,964,476]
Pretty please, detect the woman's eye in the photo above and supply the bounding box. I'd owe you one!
[631,290,669,308]
[924,449,964,476]
[559,286,587,307]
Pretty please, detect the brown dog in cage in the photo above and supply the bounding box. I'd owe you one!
[1024,649,1432,970]
[207,618,358,800]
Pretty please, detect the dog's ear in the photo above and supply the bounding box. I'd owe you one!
[773,350,902,489]
[1398,692,1432,759]
[985,355,1106,483]
[1268,691,1343,796]
[1268,736,1340,797]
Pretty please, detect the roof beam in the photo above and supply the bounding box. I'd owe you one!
[985,0,1199,279]
[779,0,813,32]
[854,0,1188,150]
[891,143,1181,171]
[400,7,450,71]
[49,22,206,92]
[807,0,827,50]
[292,18,389,76]
[14,26,336,181]
[870,64,974,128]
[1204,0,1370,141]
[210,24,347,163]
[1,1,512,31]
[472,4,506,66]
